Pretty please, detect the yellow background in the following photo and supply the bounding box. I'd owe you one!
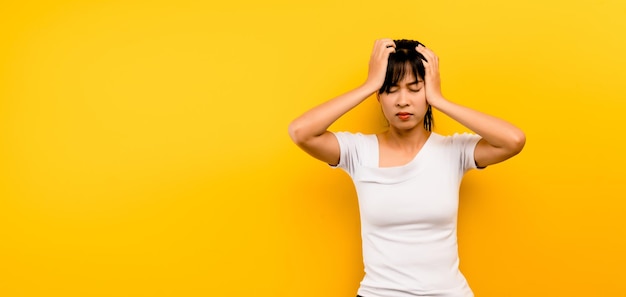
[1,0,625,296]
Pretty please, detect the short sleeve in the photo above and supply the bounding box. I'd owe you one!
[451,132,483,173]
[331,132,373,176]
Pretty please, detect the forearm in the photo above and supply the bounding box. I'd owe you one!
[288,83,377,143]
[431,96,526,150]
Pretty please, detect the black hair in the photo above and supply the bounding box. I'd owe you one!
[378,39,433,131]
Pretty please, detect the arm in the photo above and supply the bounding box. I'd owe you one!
[416,45,526,168]
[288,39,396,165]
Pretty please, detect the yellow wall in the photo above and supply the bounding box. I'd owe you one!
[1,0,625,296]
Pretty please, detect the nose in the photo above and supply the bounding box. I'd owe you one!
[395,90,410,107]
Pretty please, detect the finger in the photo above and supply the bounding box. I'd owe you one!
[421,59,435,77]
[372,41,388,58]
[375,38,394,49]
[373,39,387,49]
[373,39,394,53]
[415,44,436,59]
[376,47,395,62]
[378,41,396,58]
[415,44,433,54]
[415,48,430,64]
[378,38,394,44]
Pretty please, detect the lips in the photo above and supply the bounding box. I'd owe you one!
[396,112,413,120]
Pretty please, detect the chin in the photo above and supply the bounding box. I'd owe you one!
[392,121,421,130]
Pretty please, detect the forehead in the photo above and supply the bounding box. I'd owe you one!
[399,72,418,82]
[390,62,422,83]
[395,71,422,84]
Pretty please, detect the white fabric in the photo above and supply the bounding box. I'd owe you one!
[332,131,481,297]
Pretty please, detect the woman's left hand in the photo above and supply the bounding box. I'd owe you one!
[416,45,445,107]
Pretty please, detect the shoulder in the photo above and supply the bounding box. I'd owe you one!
[333,131,377,147]
[433,132,483,171]
[432,132,481,146]
[333,131,376,139]
[331,131,378,172]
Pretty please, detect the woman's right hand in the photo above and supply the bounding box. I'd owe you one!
[364,39,396,91]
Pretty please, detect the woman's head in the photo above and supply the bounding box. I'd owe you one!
[378,39,433,131]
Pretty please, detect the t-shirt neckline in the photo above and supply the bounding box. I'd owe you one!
[373,132,437,169]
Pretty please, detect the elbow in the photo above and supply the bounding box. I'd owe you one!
[509,130,526,155]
[288,120,306,145]
[289,119,324,147]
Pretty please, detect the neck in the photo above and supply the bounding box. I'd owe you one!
[381,125,431,149]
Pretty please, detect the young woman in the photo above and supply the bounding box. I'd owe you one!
[288,39,525,297]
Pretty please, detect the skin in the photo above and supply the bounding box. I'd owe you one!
[288,38,525,168]
[376,70,430,167]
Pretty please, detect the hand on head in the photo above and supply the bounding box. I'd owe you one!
[365,39,396,92]
[415,44,444,105]
[365,39,445,105]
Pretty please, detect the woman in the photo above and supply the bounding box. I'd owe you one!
[288,39,525,297]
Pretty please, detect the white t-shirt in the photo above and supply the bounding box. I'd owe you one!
[332,131,482,297]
